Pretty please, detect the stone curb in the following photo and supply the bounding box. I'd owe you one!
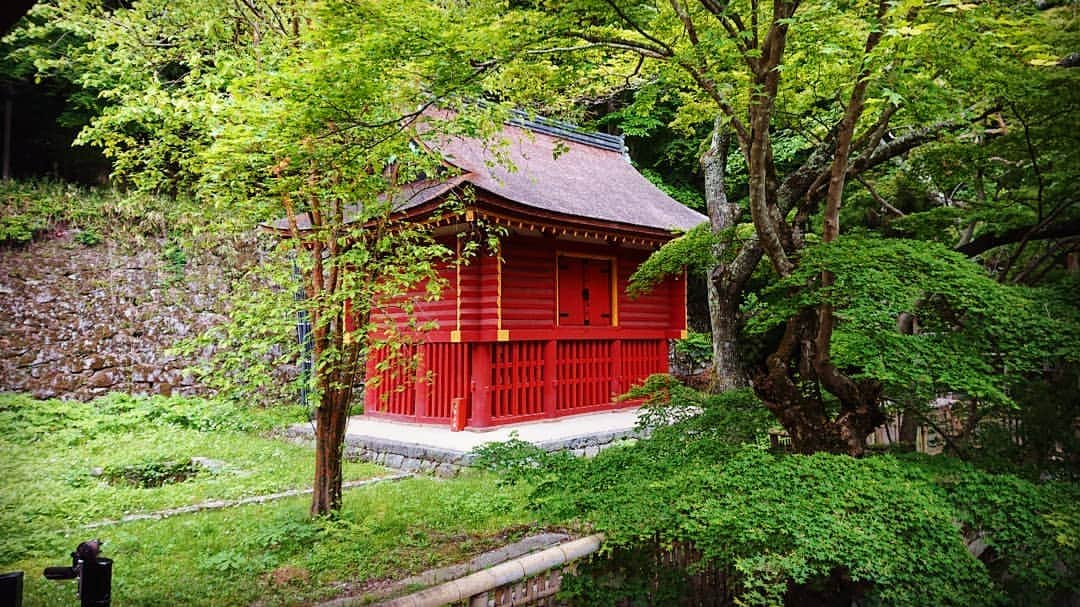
[315,532,574,607]
[81,473,412,529]
[373,534,604,607]
[283,424,647,477]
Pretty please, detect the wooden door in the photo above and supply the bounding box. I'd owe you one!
[558,256,612,327]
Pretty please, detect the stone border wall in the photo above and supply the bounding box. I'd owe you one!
[282,425,644,477]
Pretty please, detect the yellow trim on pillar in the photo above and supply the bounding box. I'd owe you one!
[455,237,462,333]
[680,329,689,339]
[450,330,462,343]
[497,329,510,342]
[496,249,503,331]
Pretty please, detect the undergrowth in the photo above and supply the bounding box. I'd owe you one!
[1,392,534,606]
[473,379,1080,607]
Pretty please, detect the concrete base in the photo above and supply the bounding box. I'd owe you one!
[285,408,647,476]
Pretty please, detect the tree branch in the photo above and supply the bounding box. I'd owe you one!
[956,217,1080,257]
[601,0,674,55]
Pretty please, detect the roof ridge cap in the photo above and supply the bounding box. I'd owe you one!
[506,110,625,154]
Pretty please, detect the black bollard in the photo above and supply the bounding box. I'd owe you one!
[77,558,111,607]
[0,571,24,607]
[43,540,111,607]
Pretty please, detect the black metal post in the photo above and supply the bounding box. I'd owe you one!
[0,571,23,607]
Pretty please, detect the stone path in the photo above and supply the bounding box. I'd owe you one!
[81,473,412,529]
[346,407,644,452]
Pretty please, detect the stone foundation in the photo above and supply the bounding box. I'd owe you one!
[282,424,642,477]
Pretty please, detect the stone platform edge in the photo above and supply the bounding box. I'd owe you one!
[280,425,644,477]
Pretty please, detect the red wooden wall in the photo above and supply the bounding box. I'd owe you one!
[364,232,684,427]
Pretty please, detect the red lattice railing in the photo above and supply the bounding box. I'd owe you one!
[490,341,546,420]
[556,340,615,412]
[366,337,670,426]
[621,339,668,391]
[366,344,417,417]
[423,342,470,420]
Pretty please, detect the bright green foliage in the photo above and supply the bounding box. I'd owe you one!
[627,223,718,296]
[746,235,1080,409]
[11,0,295,193]
[478,396,1079,606]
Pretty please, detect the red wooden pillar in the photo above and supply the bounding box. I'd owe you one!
[543,339,557,418]
[470,342,492,428]
[610,339,623,404]
[414,344,428,420]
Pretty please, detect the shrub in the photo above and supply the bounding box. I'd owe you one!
[75,228,103,246]
[477,385,1079,606]
[100,459,203,488]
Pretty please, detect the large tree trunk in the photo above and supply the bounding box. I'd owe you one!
[754,310,885,456]
[311,388,351,515]
[707,285,745,391]
[702,118,748,391]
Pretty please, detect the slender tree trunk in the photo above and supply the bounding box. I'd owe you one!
[311,388,351,515]
[702,117,747,391]
[897,411,919,450]
[707,287,744,390]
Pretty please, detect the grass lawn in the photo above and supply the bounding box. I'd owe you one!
[1,393,535,606]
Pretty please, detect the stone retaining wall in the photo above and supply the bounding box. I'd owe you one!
[0,232,251,399]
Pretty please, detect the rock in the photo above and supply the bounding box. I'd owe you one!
[130,365,154,383]
[88,370,118,389]
[190,457,229,473]
[85,355,114,371]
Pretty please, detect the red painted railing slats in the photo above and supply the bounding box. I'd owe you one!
[490,341,545,420]
[366,337,669,426]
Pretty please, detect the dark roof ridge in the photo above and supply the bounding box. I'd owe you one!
[505,109,626,154]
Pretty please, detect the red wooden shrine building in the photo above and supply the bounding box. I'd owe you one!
[277,114,706,429]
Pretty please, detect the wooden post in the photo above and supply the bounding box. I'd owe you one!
[543,339,557,418]
[610,339,623,402]
[414,344,428,420]
[470,342,492,427]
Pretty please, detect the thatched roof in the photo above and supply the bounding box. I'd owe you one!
[427,114,706,232]
[266,113,706,235]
